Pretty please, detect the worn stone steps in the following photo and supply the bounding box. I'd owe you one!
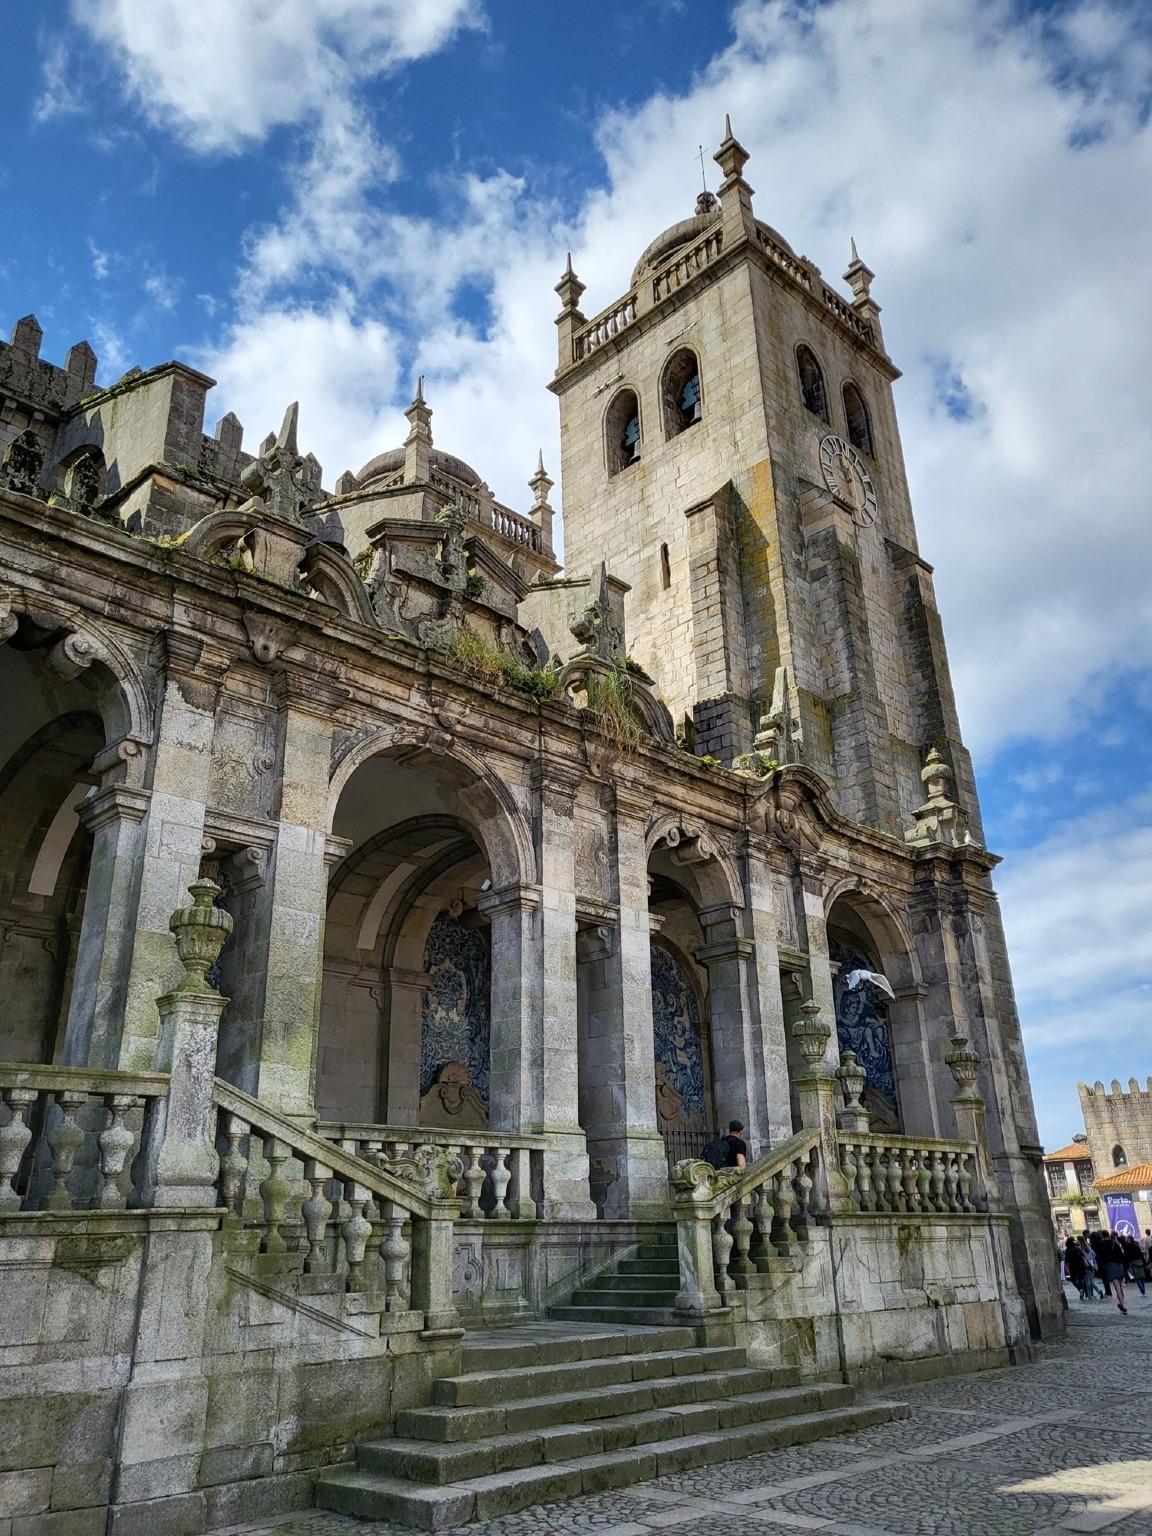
[616,1256,680,1276]
[459,1323,694,1372]
[431,1345,746,1407]
[593,1267,682,1288]
[569,1285,680,1309]
[547,1302,682,1326]
[316,1398,909,1529]
[356,1381,854,1484]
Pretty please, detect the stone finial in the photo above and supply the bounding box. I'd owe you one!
[240,401,311,523]
[714,114,751,184]
[836,1049,870,1132]
[0,429,45,497]
[734,665,800,779]
[904,745,975,849]
[844,237,875,300]
[695,189,719,216]
[791,999,831,1072]
[168,878,233,994]
[569,562,624,663]
[554,252,586,314]
[404,376,434,483]
[529,450,553,508]
[945,1035,981,1096]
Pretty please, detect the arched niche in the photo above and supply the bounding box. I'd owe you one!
[796,344,829,423]
[650,935,713,1161]
[605,387,641,476]
[318,740,525,1127]
[826,888,926,1135]
[661,348,702,438]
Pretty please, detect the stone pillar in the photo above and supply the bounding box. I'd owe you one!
[791,1001,850,1212]
[145,880,232,1207]
[61,782,149,1067]
[244,671,345,1119]
[381,966,431,1125]
[695,903,767,1156]
[607,782,669,1218]
[120,634,230,1070]
[479,882,543,1134]
[531,764,594,1218]
[793,854,840,1074]
[744,836,793,1140]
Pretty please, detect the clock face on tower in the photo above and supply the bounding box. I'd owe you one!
[819,434,877,526]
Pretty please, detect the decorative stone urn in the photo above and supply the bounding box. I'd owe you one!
[791,999,831,1073]
[944,1035,981,1096]
[836,1049,870,1132]
[168,878,233,994]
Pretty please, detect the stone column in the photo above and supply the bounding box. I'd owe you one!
[479,882,543,1134]
[381,966,431,1125]
[695,903,768,1156]
[120,634,230,1071]
[744,836,793,1140]
[793,854,840,1074]
[531,763,594,1218]
[606,782,669,1218]
[791,1001,851,1213]
[61,781,149,1067]
[243,671,345,1119]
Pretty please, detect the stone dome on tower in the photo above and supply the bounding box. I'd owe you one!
[630,189,796,289]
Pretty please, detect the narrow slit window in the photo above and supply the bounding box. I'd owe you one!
[660,542,671,589]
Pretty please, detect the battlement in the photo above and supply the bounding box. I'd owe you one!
[1080,1077,1152,1102]
[0,314,98,415]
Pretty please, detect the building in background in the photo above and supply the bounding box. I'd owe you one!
[1044,1134,1098,1235]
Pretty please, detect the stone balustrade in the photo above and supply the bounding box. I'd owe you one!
[651,228,725,303]
[215,1080,461,1328]
[837,1133,987,1216]
[0,1062,169,1212]
[317,1121,544,1220]
[669,1129,825,1316]
[488,502,541,552]
[572,295,637,361]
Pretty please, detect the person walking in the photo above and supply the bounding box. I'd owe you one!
[1089,1228,1112,1296]
[1121,1233,1147,1297]
[1063,1235,1086,1299]
[1079,1235,1104,1299]
[1100,1230,1128,1314]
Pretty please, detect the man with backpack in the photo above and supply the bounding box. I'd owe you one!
[702,1120,749,1171]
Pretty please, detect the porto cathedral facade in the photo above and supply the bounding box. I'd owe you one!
[0,126,1062,1533]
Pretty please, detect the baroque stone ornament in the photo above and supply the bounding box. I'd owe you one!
[905,746,974,848]
[945,1035,981,1095]
[791,998,831,1071]
[836,1049,870,1132]
[168,878,233,994]
[0,429,44,495]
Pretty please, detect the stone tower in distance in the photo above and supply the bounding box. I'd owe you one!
[550,119,979,841]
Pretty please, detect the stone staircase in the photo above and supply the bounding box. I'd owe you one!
[314,1231,909,1530]
[547,1225,684,1326]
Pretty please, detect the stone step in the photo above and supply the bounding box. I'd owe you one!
[547,1303,683,1326]
[614,1258,681,1276]
[398,1364,788,1442]
[316,1399,910,1529]
[570,1286,680,1308]
[461,1325,695,1372]
[355,1382,856,1485]
[432,1346,747,1407]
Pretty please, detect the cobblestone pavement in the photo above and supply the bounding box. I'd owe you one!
[215,1289,1152,1536]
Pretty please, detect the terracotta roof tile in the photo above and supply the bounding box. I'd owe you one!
[1044,1142,1093,1163]
[1093,1163,1152,1193]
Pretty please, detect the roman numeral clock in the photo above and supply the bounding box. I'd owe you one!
[820,433,877,526]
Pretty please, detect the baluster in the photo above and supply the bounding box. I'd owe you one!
[793,1156,813,1236]
[490,1147,512,1220]
[955,1152,974,1213]
[770,1169,797,1256]
[916,1148,934,1210]
[928,1151,946,1212]
[886,1147,904,1211]
[43,1090,87,1211]
[341,1181,372,1291]
[901,1148,921,1213]
[750,1186,774,1271]
[712,1209,734,1294]
[943,1152,961,1212]
[729,1196,755,1277]
[258,1134,291,1254]
[840,1141,860,1210]
[219,1114,250,1221]
[856,1144,875,1212]
[461,1145,485,1219]
[0,1086,38,1210]
[301,1160,333,1273]
[380,1200,410,1312]
[97,1093,138,1209]
[969,1152,988,1212]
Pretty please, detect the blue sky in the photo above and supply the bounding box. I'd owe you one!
[3,0,1151,1148]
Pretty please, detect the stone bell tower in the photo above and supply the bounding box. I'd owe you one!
[550,120,981,840]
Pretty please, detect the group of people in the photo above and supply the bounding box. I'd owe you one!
[1062,1227,1150,1315]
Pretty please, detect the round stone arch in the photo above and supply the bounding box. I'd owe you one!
[645,815,744,915]
[824,880,933,1136]
[327,725,535,892]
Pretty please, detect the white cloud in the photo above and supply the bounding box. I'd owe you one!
[69,0,483,153]
[87,239,111,281]
[34,37,84,123]
[143,268,180,311]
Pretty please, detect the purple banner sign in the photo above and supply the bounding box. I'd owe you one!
[1104,1193,1140,1238]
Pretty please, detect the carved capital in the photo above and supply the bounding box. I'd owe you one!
[476,882,542,919]
[531,759,584,810]
[273,668,347,720]
[76,784,150,834]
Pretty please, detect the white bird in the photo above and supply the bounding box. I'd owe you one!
[844,968,896,1001]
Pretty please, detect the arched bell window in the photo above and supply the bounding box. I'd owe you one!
[1113,1144,1128,1167]
[843,381,874,456]
[661,348,702,437]
[796,344,829,423]
[605,388,641,476]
